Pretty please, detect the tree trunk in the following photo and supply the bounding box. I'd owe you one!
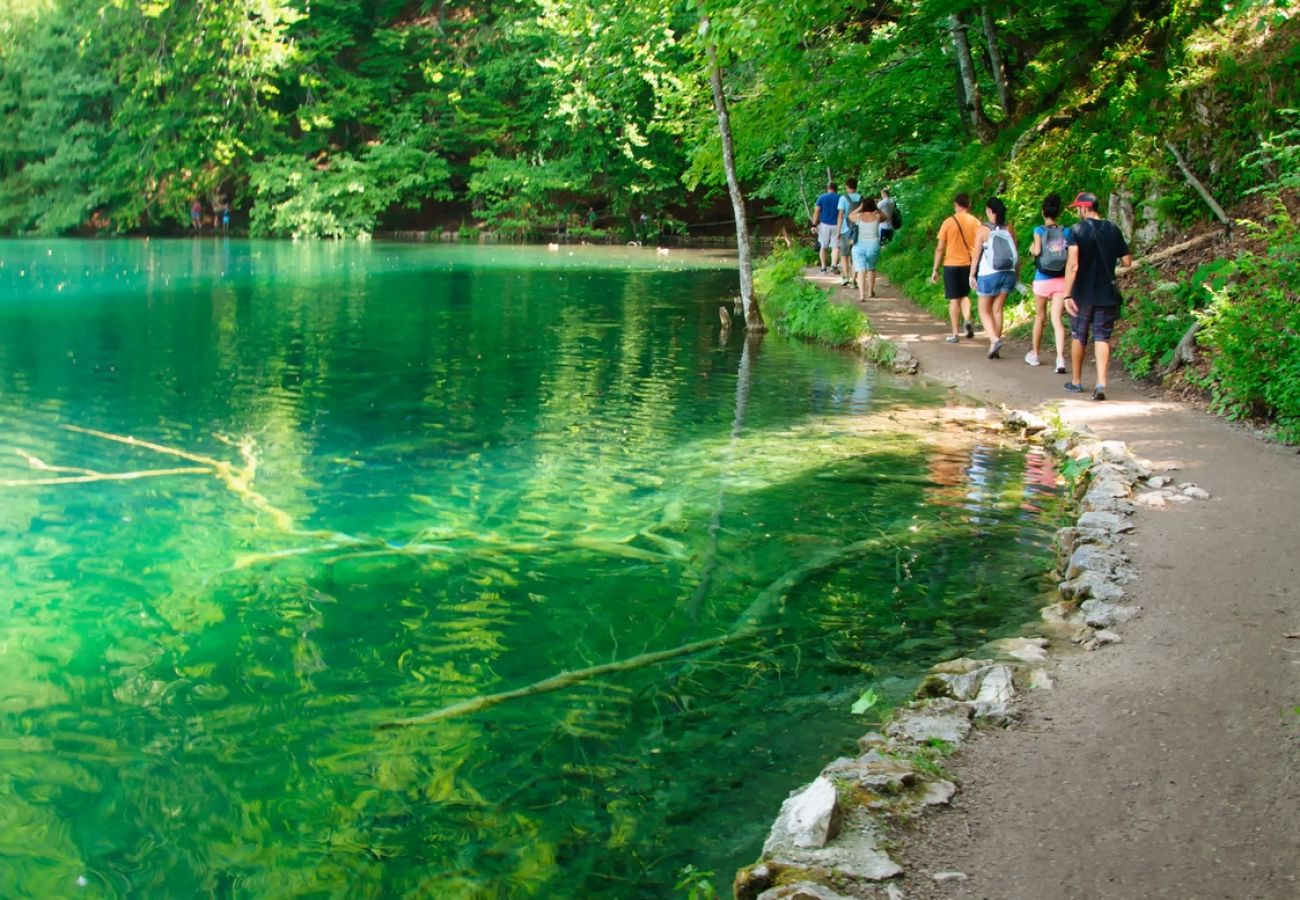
[948,13,994,143]
[980,6,1014,117]
[703,20,765,331]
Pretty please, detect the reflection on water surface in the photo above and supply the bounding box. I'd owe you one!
[0,240,1061,897]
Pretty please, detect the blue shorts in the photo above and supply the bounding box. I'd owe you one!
[976,271,1016,297]
[852,242,881,271]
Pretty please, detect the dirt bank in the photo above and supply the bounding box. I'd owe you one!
[809,267,1300,899]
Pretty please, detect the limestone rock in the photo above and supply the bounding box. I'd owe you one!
[921,779,957,806]
[1135,491,1168,509]
[1028,668,1056,690]
[927,657,986,676]
[984,636,1050,663]
[886,699,973,746]
[855,731,888,753]
[1082,495,1137,516]
[766,807,903,882]
[1092,629,1123,645]
[1066,544,1130,582]
[1040,601,1076,624]
[764,777,841,853]
[971,665,1016,709]
[1180,483,1211,500]
[1076,510,1135,534]
[1147,475,1172,488]
[1006,409,1048,434]
[1060,570,1126,604]
[757,882,855,900]
[1080,598,1140,628]
[933,871,969,883]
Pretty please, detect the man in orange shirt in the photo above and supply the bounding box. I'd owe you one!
[929,193,981,343]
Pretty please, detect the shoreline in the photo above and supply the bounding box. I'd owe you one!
[732,268,1300,898]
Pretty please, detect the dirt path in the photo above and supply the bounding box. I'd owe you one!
[807,268,1300,899]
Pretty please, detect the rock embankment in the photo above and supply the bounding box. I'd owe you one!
[733,411,1210,900]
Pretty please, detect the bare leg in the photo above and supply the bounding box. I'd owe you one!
[830,244,841,271]
[992,293,1007,338]
[868,270,877,297]
[1050,294,1067,359]
[857,268,867,302]
[819,244,828,269]
[948,298,962,335]
[1071,338,1086,384]
[978,295,997,345]
[1031,296,1047,355]
[961,296,972,329]
[1094,340,1111,388]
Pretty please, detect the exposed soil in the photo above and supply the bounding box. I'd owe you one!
[806,266,1300,899]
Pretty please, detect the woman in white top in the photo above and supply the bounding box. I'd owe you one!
[967,196,1019,359]
[849,197,888,302]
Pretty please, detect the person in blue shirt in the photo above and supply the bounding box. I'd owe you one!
[836,177,862,286]
[1026,193,1075,372]
[810,182,841,274]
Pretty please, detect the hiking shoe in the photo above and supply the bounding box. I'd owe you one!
[819,266,828,274]
[1093,385,1107,401]
[868,289,876,298]
[840,279,852,287]
[988,339,1002,359]
[1024,351,1041,366]
[964,320,974,339]
[1064,382,1084,393]
[945,335,960,344]
[1055,357,1067,374]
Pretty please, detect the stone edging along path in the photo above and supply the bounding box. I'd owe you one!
[731,410,1207,900]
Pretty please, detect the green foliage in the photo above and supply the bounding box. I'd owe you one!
[249,146,451,238]
[1118,259,1234,378]
[1186,202,1300,442]
[754,246,872,346]
[675,865,720,900]
[851,686,881,716]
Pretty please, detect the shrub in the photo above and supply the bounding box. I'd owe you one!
[753,246,873,346]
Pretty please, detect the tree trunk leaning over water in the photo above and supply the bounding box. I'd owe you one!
[950,13,995,142]
[703,17,765,331]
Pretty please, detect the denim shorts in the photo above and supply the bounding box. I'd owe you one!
[976,271,1017,297]
[852,242,881,271]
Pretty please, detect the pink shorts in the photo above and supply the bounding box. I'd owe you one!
[1032,277,1067,298]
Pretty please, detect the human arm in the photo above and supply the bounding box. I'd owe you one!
[968,226,988,284]
[931,230,947,284]
[1062,244,1080,316]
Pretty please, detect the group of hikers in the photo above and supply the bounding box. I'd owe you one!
[190,199,232,233]
[811,178,902,303]
[813,180,1132,402]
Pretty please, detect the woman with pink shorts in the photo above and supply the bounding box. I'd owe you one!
[1026,194,1074,373]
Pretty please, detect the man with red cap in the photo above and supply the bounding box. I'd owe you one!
[1061,191,1132,401]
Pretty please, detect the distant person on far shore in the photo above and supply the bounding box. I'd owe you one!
[812,181,841,274]
[1062,191,1132,401]
[848,196,887,301]
[190,199,202,232]
[836,177,862,286]
[219,202,231,233]
[1026,193,1074,372]
[968,196,1018,360]
[930,193,980,343]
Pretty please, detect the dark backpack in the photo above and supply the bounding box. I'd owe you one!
[987,227,1018,271]
[890,203,902,230]
[1037,224,1068,275]
[843,194,860,242]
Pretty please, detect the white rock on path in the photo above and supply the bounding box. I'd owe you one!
[886,699,973,745]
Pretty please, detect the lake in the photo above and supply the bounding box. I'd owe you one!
[0,239,1060,898]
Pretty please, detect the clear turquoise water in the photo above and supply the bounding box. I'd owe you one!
[0,239,1060,898]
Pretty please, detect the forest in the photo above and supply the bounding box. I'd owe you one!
[1,0,1297,434]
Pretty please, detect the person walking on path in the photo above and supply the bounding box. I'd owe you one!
[836,178,862,286]
[968,196,1018,359]
[812,182,841,274]
[930,193,981,343]
[1026,193,1074,372]
[848,196,887,301]
[1062,191,1132,401]
[877,188,897,244]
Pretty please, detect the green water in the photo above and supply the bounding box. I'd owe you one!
[0,239,1061,898]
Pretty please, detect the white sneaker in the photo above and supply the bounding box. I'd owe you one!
[1024,351,1041,366]
[1055,357,1067,374]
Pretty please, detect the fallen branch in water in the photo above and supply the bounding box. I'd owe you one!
[379,626,772,729]
[2,466,213,487]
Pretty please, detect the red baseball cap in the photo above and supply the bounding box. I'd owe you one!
[1071,192,1098,209]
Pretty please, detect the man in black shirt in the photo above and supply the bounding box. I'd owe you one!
[1062,192,1133,401]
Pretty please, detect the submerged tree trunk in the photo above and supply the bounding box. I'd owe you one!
[702,17,765,331]
[980,6,1014,117]
[949,13,994,142]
